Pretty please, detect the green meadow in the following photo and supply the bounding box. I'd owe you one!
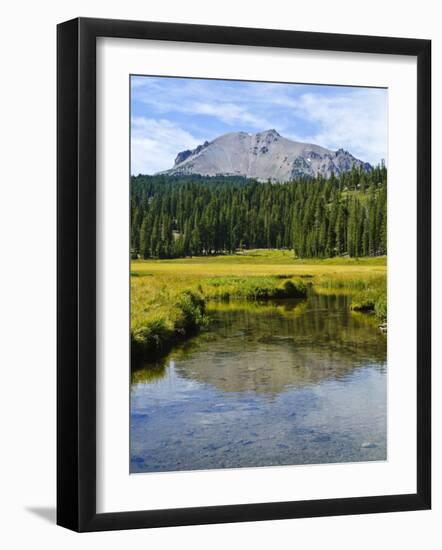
[131,249,387,363]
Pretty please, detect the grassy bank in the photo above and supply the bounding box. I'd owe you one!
[310,272,387,322]
[131,250,387,363]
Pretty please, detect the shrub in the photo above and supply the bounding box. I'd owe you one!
[276,279,308,298]
[132,318,173,354]
[175,290,207,333]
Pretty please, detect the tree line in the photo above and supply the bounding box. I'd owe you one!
[130,166,387,259]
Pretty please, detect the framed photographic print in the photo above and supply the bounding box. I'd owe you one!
[57,17,431,531]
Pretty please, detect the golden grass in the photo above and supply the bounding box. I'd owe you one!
[133,262,386,277]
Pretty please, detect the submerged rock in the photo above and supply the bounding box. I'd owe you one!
[361,442,377,449]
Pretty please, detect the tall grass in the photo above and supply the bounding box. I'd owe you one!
[131,288,207,363]
[311,272,387,322]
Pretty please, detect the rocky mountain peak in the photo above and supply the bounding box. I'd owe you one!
[162,130,371,182]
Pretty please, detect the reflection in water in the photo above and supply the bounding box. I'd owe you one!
[131,294,387,473]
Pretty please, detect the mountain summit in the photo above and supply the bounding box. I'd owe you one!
[159,129,371,182]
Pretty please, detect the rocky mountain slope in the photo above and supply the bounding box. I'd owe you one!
[159,129,371,182]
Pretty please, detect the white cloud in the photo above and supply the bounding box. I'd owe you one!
[132,78,275,130]
[286,90,388,165]
[131,117,200,175]
[189,101,273,128]
[136,96,274,130]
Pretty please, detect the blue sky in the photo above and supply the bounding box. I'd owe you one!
[131,76,387,175]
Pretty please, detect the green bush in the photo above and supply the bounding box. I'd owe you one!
[175,290,207,333]
[276,279,308,298]
[132,318,173,354]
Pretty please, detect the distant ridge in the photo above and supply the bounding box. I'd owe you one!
[158,129,371,182]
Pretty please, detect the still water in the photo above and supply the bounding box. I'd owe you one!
[131,294,387,473]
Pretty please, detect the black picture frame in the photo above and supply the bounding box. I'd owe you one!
[57,17,431,532]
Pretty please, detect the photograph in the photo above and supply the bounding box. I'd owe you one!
[129,75,388,474]
[0,1,435,541]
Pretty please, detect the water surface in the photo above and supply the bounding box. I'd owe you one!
[131,294,387,473]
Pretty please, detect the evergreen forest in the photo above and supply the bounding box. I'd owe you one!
[130,166,387,260]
